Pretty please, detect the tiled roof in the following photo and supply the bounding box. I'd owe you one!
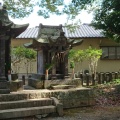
[17,27,39,38]
[63,24,104,38]
[16,24,105,39]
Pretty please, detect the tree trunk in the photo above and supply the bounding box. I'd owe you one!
[72,68,75,79]
[45,69,49,80]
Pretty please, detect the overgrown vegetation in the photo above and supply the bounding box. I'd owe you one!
[91,79,120,106]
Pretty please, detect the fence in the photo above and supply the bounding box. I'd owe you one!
[75,72,120,86]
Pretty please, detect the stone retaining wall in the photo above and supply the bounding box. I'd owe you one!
[0,88,95,108]
[28,77,82,89]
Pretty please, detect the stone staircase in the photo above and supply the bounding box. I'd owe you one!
[0,96,63,119]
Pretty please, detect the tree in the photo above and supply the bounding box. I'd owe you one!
[2,0,94,19]
[23,48,37,76]
[92,0,120,43]
[11,46,37,75]
[69,49,85,78]
[68,49,77,79]
[11,47,25,73]
[3,0,35,18]
[85,46,102,84]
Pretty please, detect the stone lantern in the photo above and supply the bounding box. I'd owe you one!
[0,4,29,94]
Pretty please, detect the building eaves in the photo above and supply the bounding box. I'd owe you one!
[16,27,39,39]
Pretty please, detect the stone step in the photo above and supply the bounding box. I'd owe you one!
[0,93,29,102]
[52,85,76,90]
[0,89,10,94]
[0,98,53,110]
[0,105,56,119]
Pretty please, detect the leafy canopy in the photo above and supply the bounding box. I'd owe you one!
[3,0,94,19]
[12,46,36,61]
[4,0,35,18]
[3,0,120,42]
[91,0,120,43]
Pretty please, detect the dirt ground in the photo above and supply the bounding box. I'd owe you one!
[11,105,120,120]
[40,106,120,120]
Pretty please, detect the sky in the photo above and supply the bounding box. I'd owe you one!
[0,0,93,28]
[10,8,93,28]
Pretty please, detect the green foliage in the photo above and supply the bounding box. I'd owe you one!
[11,46,37,73]
[12,46,36,60]
[45,63,53,70]
[85,46,102,60]
[70,61,75,69]
[4,0,34,18]
[69,49,85,63]
[37,0,63,18]
[84,46,102,74]
[68,49,76,60]
[4,0,94,19]
[68,47,102,72]
[110,79,120,85]
[68,49,84,72]
[24,48,36,60]
[92,0,120,43]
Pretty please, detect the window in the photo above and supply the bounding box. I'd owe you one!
[101,46,120,60]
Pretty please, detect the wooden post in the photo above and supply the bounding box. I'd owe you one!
[98,72,101,84]
[92,73,95,86]
[106,72,110,83]
[118,72,120,79]
[86,73,89,86]
[115,72,118,79]
[80,73,83,86]
[101,72,105,84]
[112,72,115,80]
[22,75,25,85]
[109,72,112,82]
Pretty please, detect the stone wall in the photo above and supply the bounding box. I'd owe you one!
[0,88,95,108]
[28,74,82,89]
[10,80,23,92]
[44,78,82,89]
[28,74,44,89]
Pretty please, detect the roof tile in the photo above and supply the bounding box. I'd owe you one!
[17,24,104,39]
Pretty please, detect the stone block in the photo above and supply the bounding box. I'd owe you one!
[0,81,10,89]
[28,79,44,89]
[28,74,44,89]
[44,78,82,89]
[0,89,10,94]
[11,74,18,81]
[0,81,10,94]
[51,97,63,116]
[10,80,23,92]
